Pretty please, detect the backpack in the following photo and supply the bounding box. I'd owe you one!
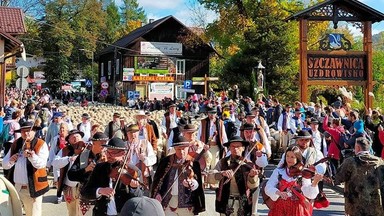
[0,123,13,144]
[338,131,351,149]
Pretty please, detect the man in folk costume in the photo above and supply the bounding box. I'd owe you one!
[52,129,87,216]
[151,136,205,215]
[135,110,158,155]
[145,111,161,156]
[125,124,157,195]
[197,106,228,173]
[335,137,384,216]
[277,104,292,153]
[81,137,143,215]
[309,118,327,158]
[181,124,212,188]
[289,109,305,141]
[68,132,109,215]
[242,113,272,158]
[207,136,260,216]
[241,123,269,216]
[182,124,211,164]
[161,103,181,140]
[104,113,125,140]
[77,113,92,142]
[2,121,50,216]
[166,117,189,155]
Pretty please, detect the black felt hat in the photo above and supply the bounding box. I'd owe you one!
[102,137,127,150]
[91,132,108,141]
[240,123,260,131]
[223,136,249,147]
[181,124,198,133]
[293,130,312,139]
[65,129,85,142]
[171,136,190,147]
[82,113,91,119]
[207,106,217,114]
[15,121,42,133]
[310,118,319,125]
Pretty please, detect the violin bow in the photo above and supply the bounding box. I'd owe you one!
[162,158,193,199]
[112,143,133,191]
[223,141,261,185]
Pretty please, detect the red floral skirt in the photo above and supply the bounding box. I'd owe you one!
[268,197,313,216]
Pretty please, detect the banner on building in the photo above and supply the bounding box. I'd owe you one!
[140,42,182,56]
[148,83,174,100]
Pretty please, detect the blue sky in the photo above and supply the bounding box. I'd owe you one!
[116,0,384,35]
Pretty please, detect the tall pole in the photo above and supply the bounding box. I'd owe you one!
[91,51,94,103]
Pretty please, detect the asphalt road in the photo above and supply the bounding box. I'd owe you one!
[1,162,345,216]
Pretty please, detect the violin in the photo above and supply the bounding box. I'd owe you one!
[288,157,332,181]
[109,162,149,190]
[184,161,196,190]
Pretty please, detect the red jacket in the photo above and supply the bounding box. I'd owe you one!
[323,115,344,160]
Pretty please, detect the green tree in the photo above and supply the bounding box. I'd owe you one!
[104,1,121,43]
[119,0,147,35]
[41,0,106,91]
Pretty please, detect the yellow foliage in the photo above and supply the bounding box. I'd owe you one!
[228,44,240,56]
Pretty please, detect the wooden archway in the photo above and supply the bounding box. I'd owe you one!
[287,0,384,109]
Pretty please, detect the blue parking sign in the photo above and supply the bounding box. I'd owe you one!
[134,91,140,99]
[184,80,192,89]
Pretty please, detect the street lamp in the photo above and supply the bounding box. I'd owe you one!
[79,48,94,103]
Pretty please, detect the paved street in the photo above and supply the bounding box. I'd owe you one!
[0,160,346,216]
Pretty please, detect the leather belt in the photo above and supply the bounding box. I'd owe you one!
[229,195,241,200]
[21,185,28,189]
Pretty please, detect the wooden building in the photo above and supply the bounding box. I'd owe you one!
[97,15,215,100]
[0,7,26,106]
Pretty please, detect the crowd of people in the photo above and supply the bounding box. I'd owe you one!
[1,86,384,216]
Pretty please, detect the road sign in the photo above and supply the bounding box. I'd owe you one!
[184,80,192,89]
[207,77,219,81]
[192,77,205,81]
[16,78,28,90]
[17,66,29,77]
[101,82,109,89]
[134,91,140,99]
[180,88,195,93]
[100,89,108,97]
[193,81,204,85]
[85,79,92,87]
[128,91,140,99]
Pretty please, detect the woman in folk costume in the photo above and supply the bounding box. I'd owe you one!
[265,145,323,216]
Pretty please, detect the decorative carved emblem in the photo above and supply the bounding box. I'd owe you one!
[319,33,352,51]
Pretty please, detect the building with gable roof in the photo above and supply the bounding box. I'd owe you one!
[97,16,215,101]
[0,6,26,106]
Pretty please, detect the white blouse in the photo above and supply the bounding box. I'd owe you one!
[265,167,319,202]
